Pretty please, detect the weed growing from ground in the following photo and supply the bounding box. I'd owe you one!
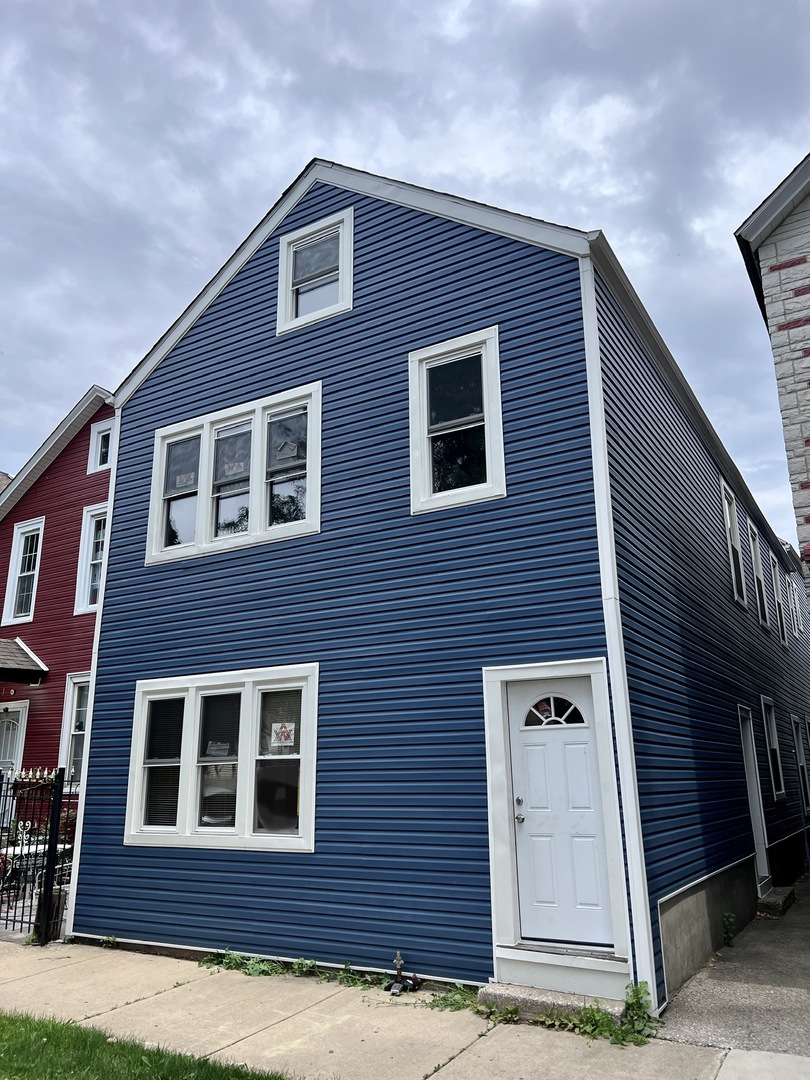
[533,982,658,1045]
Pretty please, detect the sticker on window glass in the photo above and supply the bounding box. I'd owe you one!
[206,741,230,757]
[272,722,295,745]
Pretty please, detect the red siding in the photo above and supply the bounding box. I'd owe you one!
[0,404,113,768]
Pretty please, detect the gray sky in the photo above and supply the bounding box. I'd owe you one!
[1,0,808,541]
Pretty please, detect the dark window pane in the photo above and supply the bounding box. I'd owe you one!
[267,413,307,475]
[295,278,339,317]
[20,533,40,573]
[164,437,200,496]
[165,494,197,546]
[214,428,251,488]
[258,690,302,755]
[254,760,300,833]
[69,732,85,783]
[146,698,184,761]
[431,426,487,493]
[269,478,306,525]
[199,694,240,759]
[144,765,180,825]
[199,763,237,827]
[770,746,783,791]
[98,431,110,467]
[215,493,250,535]
[428,355,483,428]
[14,574,34,617]
[292,233,339,285]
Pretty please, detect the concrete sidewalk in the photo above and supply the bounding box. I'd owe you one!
[1,940,809,1079]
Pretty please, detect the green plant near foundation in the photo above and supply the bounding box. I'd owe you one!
[201,949,285,976]
[291,956,318,977]
[534,981,659,1046]
[99,935,117,949]
[424,982,480,1012]
[722,911,736,946]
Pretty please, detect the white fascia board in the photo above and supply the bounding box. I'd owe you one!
[735,152,810,251]
[114,159,590,409]
[0,386,113,522]
[14,637,49,671]
[587,231,794,571]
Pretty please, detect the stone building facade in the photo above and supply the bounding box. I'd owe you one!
[737,155,810,594]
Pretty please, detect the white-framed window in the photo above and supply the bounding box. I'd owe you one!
[74,503,108,614]
[146,383,321,564]
[791,715,810,813]
[2,517,45,625]
[60,674,90,784]
[769,555,788,646]
[748,525,769,627]
[408,326,506,514]
[788,579,804,636]
[125,663,318,851]
[88,418,114,473]
[721,485,746,605]
[761,696,785,798]
[276,208,353,335]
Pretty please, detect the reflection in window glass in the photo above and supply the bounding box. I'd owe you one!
[164,436,201,546]
[427,356,486,494]
[255,690,301,834]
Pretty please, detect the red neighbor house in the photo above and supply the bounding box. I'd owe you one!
[0,387,113,782]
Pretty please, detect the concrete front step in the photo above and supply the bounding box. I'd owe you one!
[477,982,625,1021]
[757,886,796,916]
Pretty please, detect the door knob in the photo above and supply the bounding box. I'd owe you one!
[515,814,525,823]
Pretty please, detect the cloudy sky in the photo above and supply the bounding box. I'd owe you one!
[1,0,808,540]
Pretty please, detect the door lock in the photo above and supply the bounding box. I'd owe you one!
[515,814,525,823]
[515,797,523,805]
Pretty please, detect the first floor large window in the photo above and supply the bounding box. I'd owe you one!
[125,664,318,851]
[147,383,321,563]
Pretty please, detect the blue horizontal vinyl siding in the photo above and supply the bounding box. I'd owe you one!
[74,183,609,982]
[596,271,810,1002]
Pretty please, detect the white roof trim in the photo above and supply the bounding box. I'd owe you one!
[736,153,810,252]
[0,386,113,521]
[115,159,590,407]
[14,636,49,672]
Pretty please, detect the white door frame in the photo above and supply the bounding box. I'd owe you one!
[738,705,770,892]
[0,698,29,776]
[483,658,632,998]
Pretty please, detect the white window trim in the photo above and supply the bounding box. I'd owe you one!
[276,208,353,335]
[748,525,769,628]
[74,503,108,615]
[87,418,115,473]
[409,325,506,515]
[146,383,321,565]
[125,663,318,851]
[2,516,45,626]
[59,673,91,785]
[789,579,804,636]
[721,484,746,606]
[769,555,788,646]
[761,696,785,799]
[791,715,810,813]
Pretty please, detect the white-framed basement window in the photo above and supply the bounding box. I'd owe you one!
[748,525,769,628]
[721,485,746,606]
[60,674,90,785]
[408,325,506,514]
[74,503,108,614]
[769,555,788,646]
[125,664,318,851]
[276,209,353,334]
[87,418,114,473]
[2,517,45,625]
[146,383,321,564]
[761,696,785,799]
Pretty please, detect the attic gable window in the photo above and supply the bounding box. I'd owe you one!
[409,326,506,514]
[276,208,353,334]
[88,418,115,473]
[147,383,321,564]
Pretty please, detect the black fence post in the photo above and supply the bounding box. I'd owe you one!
[38,768,65,946]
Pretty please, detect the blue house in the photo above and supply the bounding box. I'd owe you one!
[69,162,810,1012]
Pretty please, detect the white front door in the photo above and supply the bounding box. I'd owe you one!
[508,678,613,946]
[0,709,23,775]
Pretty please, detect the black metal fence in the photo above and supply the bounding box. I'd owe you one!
[0,769,78,943]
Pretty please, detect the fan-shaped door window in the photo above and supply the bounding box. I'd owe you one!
[524,695,586,727]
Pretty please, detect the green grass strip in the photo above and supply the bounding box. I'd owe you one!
[0,1012,290,1080]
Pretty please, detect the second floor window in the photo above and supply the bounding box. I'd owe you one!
[75,504,108,614]
[2,517,45,624]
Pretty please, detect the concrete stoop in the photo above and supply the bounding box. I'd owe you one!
[477,982,625,1022]
[757,886,796,916]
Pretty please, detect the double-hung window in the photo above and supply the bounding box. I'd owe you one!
[125,664,318,851]
[60,675,90,784]
[2,517,45,625]
[147,384,321,563]
[789,579,804,637]
[721,485,746,605]
[748,525,768,627]
[277,209,353,334]
[87,419,114,473]
[761,697,784,798]
[770,555,788,646]
[74,504,108,614]
[409,326,506,513]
